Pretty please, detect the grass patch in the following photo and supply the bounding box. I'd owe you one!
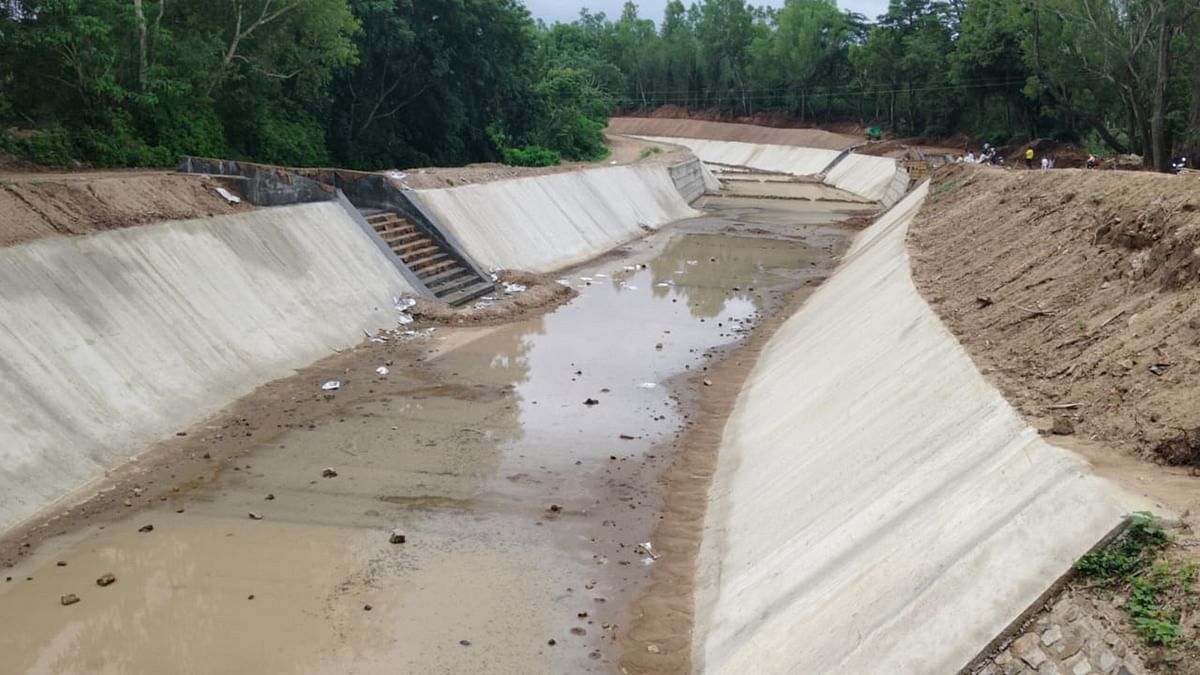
[933,180,960,199]
[1076,513,1199,650]
[637,145,662,161]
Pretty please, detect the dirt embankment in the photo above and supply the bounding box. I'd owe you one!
[607,116,858,151]
[0,172,247,248]
[909,164,1200,467]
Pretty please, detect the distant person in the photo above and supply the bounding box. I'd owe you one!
[965,151,976,163]
[1025,148,1035,169]
[1040,157,1049,170]
[1086,153,1098,169]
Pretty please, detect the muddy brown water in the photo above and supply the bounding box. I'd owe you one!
[0,193,859,674]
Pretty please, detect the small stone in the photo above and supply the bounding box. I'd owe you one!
[1064,654,1091,675]
[995,651,1014,666]
[248,594,255,600]
[1103,632,1119,646]
[547,639,557,646]
[703,379,713,387]
[248,512,263,520]
[265,494,275,501]
[96,573,117,587]
[123,499,133,507]
[56,561,67,567]
[1051,417,1075,435]
[1096,650,1118,672]
[60,593,80,606]
[577,610,588,618]
[1042,625,1063,646]
[549,505,562,512]
[138,524,154,533]
[1038,663,1060,675]
[389,530,406,544]
[583,398,599,406]
[584,581,596,590]
[459,640,471,647]
[571,627,586,636]
[363,604,373,611]
[1012,633,1048,669]
[646,644,661,654]
[321,467,338,478]
[655,343,663,351]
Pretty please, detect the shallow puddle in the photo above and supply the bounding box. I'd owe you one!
[0,197,853,674]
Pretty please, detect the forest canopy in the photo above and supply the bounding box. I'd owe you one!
[1,0,1196,172]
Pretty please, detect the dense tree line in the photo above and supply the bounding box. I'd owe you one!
[1,0,1196,172]
[572,0,1199,171]
[0,0,611,169]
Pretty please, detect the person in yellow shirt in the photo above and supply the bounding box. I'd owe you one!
[1025,148,1034,169]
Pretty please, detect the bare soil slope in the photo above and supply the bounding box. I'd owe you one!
[607,117,858,151]
[0,172,245,247]
[909,164,1200,467]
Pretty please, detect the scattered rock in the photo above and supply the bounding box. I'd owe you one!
[619,434,635,440]
[1042,625,1063,646]
[548,504,562,512]
[60,593,80,606]
[138,524,154,533]
[96,573,117,587]
[321,467,338,478]
[646,643,661,654]
[571,627,587,636]
[1012,633,1048,668]
[389,529,406,544]
[655,343,663,351]
[56,561,67,567]
[577,610,589,618]
[248,512,263,520]
[703,379,713,387]
[1050,417,1075,436]
[363,604,373,611]
[547,639,557,646]
[247,594,255,600]
[459,639,471,647]
[265,494,275,501]
[583,398,600,406]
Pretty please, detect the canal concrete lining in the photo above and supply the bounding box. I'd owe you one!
[634,135,842,178]
[694,183,1140,674]
[0,202,414,532]
[407,164,701,273]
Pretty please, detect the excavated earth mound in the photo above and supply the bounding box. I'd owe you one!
[607,117,857,151]
[0,172,246,247]
[909,164,1200,467]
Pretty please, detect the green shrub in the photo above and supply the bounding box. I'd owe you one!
[501,145,561,167]
[16,126,73,166]
[1075,512,1170,584]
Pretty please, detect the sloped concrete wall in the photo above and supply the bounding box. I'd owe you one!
[407,165,700,273]
[823,152,909,205]
[668,157,715,203]
[0,202,414,532]
[634,135,842,177]
[694,184,1138,674]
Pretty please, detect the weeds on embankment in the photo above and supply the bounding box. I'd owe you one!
[1075,513,1200,668]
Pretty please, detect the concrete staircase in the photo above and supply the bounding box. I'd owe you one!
[362,209,494,306]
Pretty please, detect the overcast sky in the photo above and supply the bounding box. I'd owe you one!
[524,0,894,25]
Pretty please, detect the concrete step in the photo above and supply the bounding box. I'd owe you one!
[406,251,449,269]
[420,267,474,288]
[427,270,483,297]
[440,280,497,307]
[412,257,458,277]
[395,242,439,259]
[366,212,400,225]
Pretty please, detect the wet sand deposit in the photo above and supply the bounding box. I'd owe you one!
[0,192,861,673]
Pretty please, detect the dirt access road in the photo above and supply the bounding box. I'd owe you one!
[0,184,874,673]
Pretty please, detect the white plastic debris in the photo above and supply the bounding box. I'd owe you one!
[640,542,661,560]
[638,382,658,389]
[394,297,417,311]
[580,276,593,282]
[656,282,674,288]
[594,273,609,278]
[620,283,638,291]
[686,260,699,266]
[375,366,390,377]
[503,282,526,294]
[396,313,414,325]
[490,273,500,282]
[623,266,637,272]
[387,171,407,181]
[321,381,341,391]
[214,187,242,204]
